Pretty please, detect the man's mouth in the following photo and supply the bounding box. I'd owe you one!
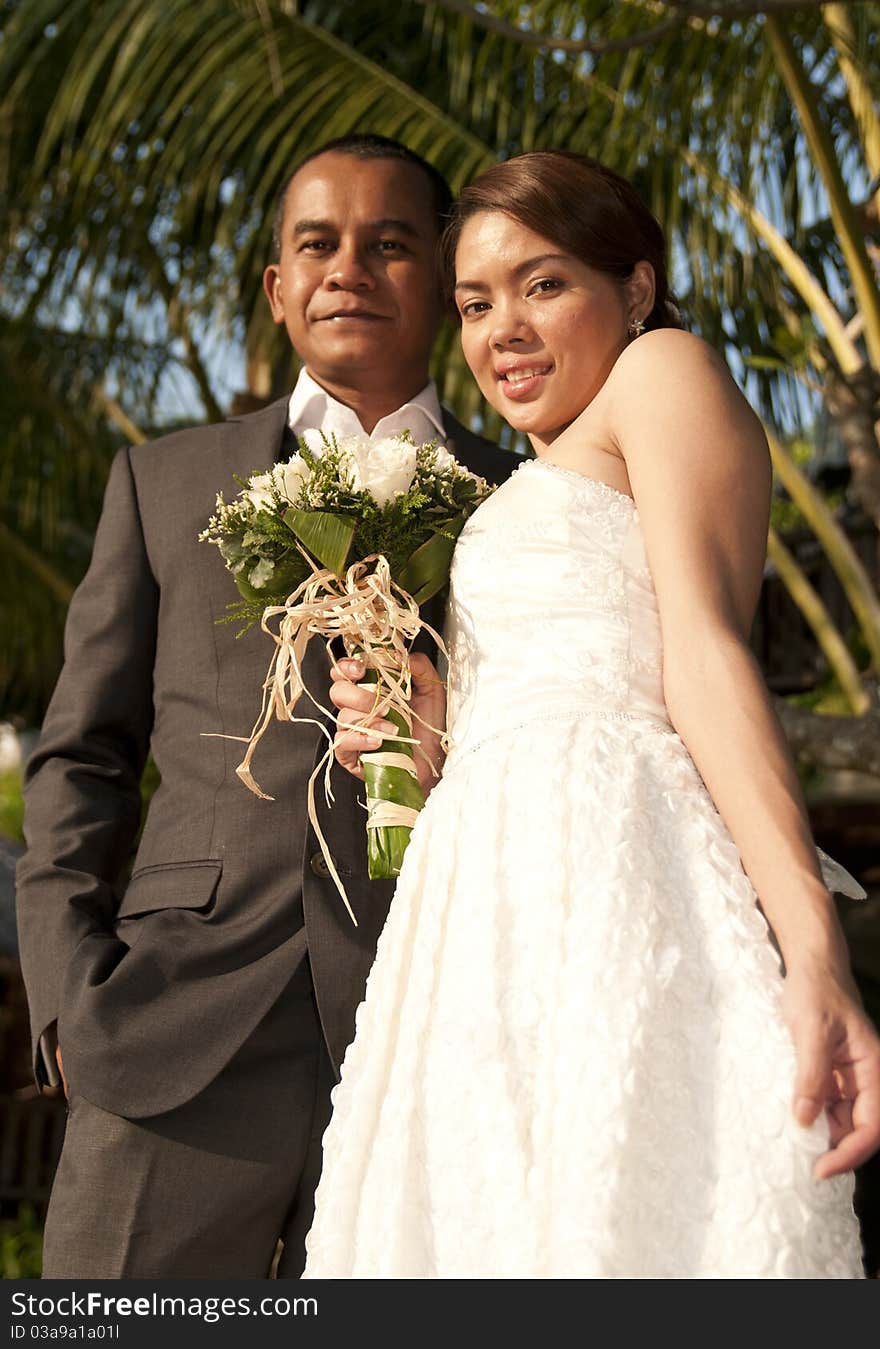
[318,310,387,321]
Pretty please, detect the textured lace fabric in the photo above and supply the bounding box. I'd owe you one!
[303,457,866,1279]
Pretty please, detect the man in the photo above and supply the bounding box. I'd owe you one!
[16,135,514,1277]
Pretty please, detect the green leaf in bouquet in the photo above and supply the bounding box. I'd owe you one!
[233,554,309,604]
[234,573,274,603]
[366,822,411,878]
[362,754,426,814]
[283,508,356,577]
[397,519,466,606]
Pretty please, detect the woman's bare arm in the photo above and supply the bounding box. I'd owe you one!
[604,328,880,1177]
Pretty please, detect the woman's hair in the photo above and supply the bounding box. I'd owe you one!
[442,150,681,330]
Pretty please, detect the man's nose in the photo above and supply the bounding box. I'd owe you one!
[325,242,374,290]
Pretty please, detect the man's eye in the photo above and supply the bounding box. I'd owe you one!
[375,239,407,254]
[300,239,333,253]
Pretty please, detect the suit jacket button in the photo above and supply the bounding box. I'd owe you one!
[310,852,332,878]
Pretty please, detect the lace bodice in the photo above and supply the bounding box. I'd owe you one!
[445,457,668,762]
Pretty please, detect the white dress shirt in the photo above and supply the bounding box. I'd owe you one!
[287,368,447,446]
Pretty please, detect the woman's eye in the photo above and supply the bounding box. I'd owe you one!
[460,300,489,318]
[529,277,561,296]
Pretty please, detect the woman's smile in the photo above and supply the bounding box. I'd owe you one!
[495,359,555,400]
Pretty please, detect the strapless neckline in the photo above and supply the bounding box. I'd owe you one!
[523,456,637,510]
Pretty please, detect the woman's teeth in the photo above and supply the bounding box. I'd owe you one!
[504,367,550,384]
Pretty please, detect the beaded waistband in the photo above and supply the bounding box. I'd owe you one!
[443,704,675,774]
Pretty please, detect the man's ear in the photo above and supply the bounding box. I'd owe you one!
[626,260,656,322]
[263,264,284,323]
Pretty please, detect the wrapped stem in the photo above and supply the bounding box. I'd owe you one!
[359,664,426,878]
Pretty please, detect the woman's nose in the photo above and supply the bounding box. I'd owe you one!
[489,305,535,349]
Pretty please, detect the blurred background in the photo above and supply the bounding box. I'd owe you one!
[0,0,878,1276]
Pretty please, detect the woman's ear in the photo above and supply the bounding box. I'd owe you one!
[626,260,656,324]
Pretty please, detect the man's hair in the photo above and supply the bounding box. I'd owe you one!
[270,134,453,260]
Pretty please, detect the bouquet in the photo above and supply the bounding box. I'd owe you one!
[199,430,493,923]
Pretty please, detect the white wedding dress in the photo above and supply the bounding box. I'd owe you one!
[303,457,866,1279]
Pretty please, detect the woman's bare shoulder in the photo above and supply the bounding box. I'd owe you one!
[607,328,763,450]
[609,327,731,388]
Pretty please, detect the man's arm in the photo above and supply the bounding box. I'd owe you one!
[15,446,158,1085]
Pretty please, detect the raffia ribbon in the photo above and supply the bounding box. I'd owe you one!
[205,551,448,926]
[360,751,420,830]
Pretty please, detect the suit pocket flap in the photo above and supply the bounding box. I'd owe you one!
[117,860,222,918]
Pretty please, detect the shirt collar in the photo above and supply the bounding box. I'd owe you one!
[286,368,446,445]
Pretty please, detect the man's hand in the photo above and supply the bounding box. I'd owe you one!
[55,1044,69,1100]
[330,653,447,797]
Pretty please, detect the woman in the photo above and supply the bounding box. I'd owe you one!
[303,151,878,1278]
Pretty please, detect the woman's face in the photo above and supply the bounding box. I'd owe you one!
[454,211,647,449]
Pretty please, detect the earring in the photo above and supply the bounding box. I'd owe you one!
[628,316,646,338]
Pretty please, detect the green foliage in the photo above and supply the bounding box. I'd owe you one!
[138,755,161,835]
[770,487,846,536]
[770,437,846,535]
[0,770,25,844]
[0,1203,43,1279]
[786,645,869,717]
[283,509,356,578]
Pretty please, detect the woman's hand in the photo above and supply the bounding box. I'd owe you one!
[330,652,447,797]
[781,958,880,1179]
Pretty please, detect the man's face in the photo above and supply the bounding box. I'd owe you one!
[263,153,444,391]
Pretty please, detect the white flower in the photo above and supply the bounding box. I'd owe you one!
[276,454,311,502]
[425,443,489,495]
[341,435,419,507]
[244,455,311,513]
[243,472,275,514]
[430,444,461,475]
[298,428,328,457]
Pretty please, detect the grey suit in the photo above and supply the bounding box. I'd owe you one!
[16,395,514,1276]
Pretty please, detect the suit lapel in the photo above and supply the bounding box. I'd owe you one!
[221,398,290,483]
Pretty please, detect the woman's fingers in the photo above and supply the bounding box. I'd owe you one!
[791,1019,835,1128]
[328,654,446,786]
[409,651,442,690]
[334,706,397,743]
[789,1010,880,1179]
[824,1096,854,1149]
[814,1112,880,1179]
[333,706,398,778]
[328,659,396,779]
[330,657,365,684]
[329,675,395,721]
